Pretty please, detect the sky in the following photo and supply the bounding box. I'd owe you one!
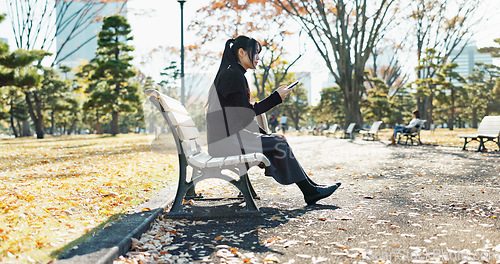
[1,0,500,104]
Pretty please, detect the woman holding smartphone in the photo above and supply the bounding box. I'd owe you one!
[206,35,341,205]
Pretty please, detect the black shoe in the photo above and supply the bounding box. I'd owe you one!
[304,182,341,205]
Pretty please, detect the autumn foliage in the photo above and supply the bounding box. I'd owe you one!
[0,134,178,263]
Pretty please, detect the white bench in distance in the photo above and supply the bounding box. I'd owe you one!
[360,121,383,141]
[145,89,270,215]
[325,124,339,137]
[341,123,356,139]
[458,115,500,152]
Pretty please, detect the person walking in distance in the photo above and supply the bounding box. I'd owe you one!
[279,115,288,134]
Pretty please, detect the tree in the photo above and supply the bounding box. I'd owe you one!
[76,61,102,134]
[386,87,416,127]
[90,14,140,135]
[191,0,303,101]
[362,78,392,124]
[479,38,500,58]
[40,67,73,134]
[311,86,344,126]
[158,61,180,100]
[6,0,127,66]
[412,48,442,128]
[282,86,310,130]
[435,62,465,130]
[273,0,397,127]
[366,39,410,97]
[0,49,51,138]
[269,72,309,130]
[462,63,500,127]
[408,0,481,127]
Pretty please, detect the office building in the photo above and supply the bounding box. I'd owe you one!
[56,1,127,69]
[450,40,493,78]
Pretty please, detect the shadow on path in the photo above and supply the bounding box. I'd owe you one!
[163,199,340,261]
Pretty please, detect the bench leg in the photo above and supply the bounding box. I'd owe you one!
[462,138,469,151]
[245,175,259,199]
[237,175,259,199]
[477,138,485,152]
[185,169,203,199]
[234,174,259,212]
[169,155,191,215]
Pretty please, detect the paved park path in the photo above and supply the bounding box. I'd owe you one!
[115,135,500,263]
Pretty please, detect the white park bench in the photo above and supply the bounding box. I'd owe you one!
[360,121,383,141]
[397,120,426,145]
[325,124,339,137]
[341,123,356,139]
[145,89,270,215]
[458,115,500,152]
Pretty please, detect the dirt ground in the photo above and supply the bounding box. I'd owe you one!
[116,135,500,264]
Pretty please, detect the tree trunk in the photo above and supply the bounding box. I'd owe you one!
[448,86,455,130]
[22,120,31,137]
[111,45,121,136]
[9,100,19,137]
[24,91,44,139]
[111,110,119,135]
[67,119,77,135]
[343,84,363,128]
[50,111,55,135]
[10,116,18,137]
[33,92,45,139]
[417,97,425,122]
[292,113,300,131]
[472,108,478,128]
[428,94,434,130]
[96,111,103,134]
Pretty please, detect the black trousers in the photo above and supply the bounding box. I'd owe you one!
[261,135,308,185]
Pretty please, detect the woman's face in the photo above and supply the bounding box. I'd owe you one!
[238,48,259,70]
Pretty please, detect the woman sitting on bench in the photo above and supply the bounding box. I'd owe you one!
[389,110,421,145]
[206,35,341,205]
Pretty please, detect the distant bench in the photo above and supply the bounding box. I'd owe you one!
[397,120,426,145]
[458,116,500,152]
[360,121,383,141]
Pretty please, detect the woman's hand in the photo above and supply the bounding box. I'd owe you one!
[276,85,291,99]
[272,133,286,140]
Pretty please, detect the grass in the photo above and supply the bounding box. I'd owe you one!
[0,133,179,263]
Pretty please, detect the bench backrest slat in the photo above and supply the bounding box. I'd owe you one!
[167,112,196,127]
[146,89,202,157]
[369,121,383,133]
[477,116,500,136]
[158,95,189,115]
[177,126,201,141]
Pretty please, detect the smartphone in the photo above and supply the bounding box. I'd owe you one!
[285,81,300,90]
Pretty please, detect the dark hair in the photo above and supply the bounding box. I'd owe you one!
[231,35,261,65]
[412,110,420,119]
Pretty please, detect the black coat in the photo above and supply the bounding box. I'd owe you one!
[206,62,308,185]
